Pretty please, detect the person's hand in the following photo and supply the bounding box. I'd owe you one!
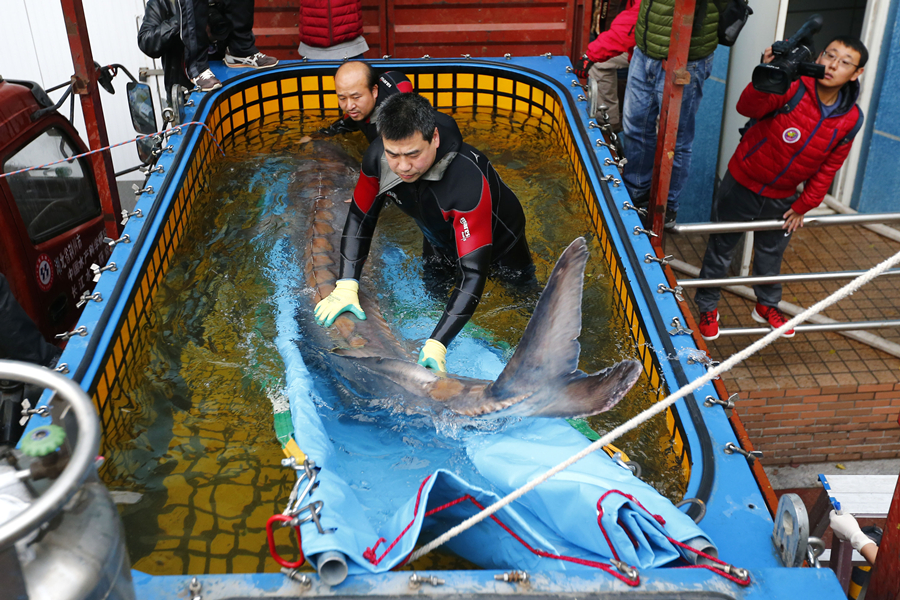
[314,279,366,327]
[829,510,874,552]
[573,55,594,79]
[761,46,775,64]
[417,339,447,373]
[782,208,804,234]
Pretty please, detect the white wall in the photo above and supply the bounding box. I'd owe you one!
[0,0,164,182]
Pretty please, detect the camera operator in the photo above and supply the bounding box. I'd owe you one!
[694,35,867,341]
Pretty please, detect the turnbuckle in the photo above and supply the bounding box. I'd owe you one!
[409,573,445,589]
[609,558,639,582]
[600,174,620,187]
[705,394,737,409]
[90,262,117,282]
[633,226,658,238]
[75,290,103,309]
[494,570,529,584]
[644,253,673,266]
[121,208,144,226]
[657,283,684,302]
[724,441,763,464]
[104,234,131,248]
[132,184,153,196]
[604,157,627,168]
[56,326,88,341]
[668,317,692,336]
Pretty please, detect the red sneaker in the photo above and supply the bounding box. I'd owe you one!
[698,310,720,341]
[752,303,795,338]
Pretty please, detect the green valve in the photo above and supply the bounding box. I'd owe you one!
[20,425,66,457]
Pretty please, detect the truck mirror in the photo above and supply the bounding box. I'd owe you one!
[126,81,158,164]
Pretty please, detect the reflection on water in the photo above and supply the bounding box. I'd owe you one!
[101,108,686,575]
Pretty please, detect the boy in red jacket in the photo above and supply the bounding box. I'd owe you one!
[696,36,867,341]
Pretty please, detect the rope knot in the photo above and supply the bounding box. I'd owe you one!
[363,537,386,564]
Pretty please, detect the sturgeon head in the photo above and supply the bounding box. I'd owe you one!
[292,141,641,419]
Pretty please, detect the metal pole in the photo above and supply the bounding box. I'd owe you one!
[678,268,900,288]
[648,0,695,247]
[59,0,123,238]
[669,212,900,235]
[716,321,900,337]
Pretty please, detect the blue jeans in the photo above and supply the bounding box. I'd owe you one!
[620,47,714,212]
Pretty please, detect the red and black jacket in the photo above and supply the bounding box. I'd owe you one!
[728,76,863,215]
[339,112,528,346]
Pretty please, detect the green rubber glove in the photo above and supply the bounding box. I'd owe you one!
[314,279,366,327]
[417,339,447,373]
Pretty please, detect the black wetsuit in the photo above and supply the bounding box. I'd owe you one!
[319,71,414,142]
[339,112,532,347]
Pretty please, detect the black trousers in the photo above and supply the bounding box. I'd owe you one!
[694,171,797,313]
[186,0,258,77]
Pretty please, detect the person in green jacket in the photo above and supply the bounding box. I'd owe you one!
[621,0,724,228]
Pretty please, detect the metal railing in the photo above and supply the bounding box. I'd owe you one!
[668,212,900,235]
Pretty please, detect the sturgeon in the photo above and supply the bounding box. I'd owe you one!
[291,141,641,418]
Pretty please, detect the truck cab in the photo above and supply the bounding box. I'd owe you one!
[0,77,112,343]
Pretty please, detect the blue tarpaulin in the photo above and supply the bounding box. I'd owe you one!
[269,239,715,576]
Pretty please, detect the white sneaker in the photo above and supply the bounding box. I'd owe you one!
[224,52,279,69]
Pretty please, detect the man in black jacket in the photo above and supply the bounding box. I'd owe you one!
[137,0,194,103]
[314,94,533,373]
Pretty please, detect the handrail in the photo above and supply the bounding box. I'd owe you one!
[717,320,900,336]
[0,361,100,550]
[678,268,900,288]
[669,212,900,235]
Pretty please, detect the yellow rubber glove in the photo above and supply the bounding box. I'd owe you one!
[417,339,447,373]
[314,279,366,327]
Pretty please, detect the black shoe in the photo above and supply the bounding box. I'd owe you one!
[664,208,677,230]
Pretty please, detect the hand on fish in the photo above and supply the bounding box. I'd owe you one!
[315,279,367,327]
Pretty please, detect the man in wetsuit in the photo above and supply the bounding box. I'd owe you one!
[318,61,413,142]
[314,93,533,373]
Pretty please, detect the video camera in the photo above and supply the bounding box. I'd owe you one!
[752,14,826,95]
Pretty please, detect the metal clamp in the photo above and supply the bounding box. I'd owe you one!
[282,457,320,516]
[140,164,164,175]
[807,537,825,568]
[612,452,641,477]
[644,253,673,266]
[494,570,529,584]
[162,107,176,124]
[188,577,202,600]
[577,94,586,102]
[151,145,174,157]
[686,352,718,367]
[596,104,610,123]
[657,283,684,302]
[55,326,88,341]
[704,394,737,409]
[461,54,471,59]
[382,55,391,59]
[571,80,587,89]
[290,500,334,535]
[184,99,195,107]
[504,53,511,60]
[595,139,612,149]
[104,234,131,248]
[90,262,117,283]
[724,441,763,464]
[409,573,444,588]
[544,53,553,59]
[281,567,312,587]
[588,121,602,129]
[121,208,144,226]
[422,54,431,59]
[604,157,627,168]
[712,562,749,581]
[609,558,639,581]
[132,184,153,196]
[75,290,102,309]
[622,203,647,219]
[633,226,658,238]
[668,317,692,336]
[20,401,51,420]
[675,497,707,524]
[600,174,620,187]
[565,65,573,73]
[54,363,69,374]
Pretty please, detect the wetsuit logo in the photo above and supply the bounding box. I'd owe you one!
[782,127,801,144]
[460,217,471,241]
[385,190,401,205]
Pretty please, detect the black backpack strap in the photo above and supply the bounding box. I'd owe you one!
[839,105,864,146]
[740,84,806,138]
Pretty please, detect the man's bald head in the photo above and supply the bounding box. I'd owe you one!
[335,62,379,121]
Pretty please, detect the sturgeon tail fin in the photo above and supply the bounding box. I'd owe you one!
[485,237,642,418]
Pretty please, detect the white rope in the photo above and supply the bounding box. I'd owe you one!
[408,247,900,564]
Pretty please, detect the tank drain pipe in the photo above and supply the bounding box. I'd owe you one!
[668,258,900,359]
[314,550,348,586]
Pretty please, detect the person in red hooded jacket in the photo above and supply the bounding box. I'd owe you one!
[695,35,867,342]
[573,0,639,130]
